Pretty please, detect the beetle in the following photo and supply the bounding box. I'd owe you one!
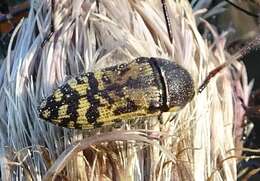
[38,57,195,129]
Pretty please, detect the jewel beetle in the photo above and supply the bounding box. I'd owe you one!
[38,57,195,129]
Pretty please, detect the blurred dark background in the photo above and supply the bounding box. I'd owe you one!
[240,50,260,181]
[0,0,29,59]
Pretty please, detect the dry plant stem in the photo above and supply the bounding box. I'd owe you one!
[43,131,176,180]
[240,168,260,180]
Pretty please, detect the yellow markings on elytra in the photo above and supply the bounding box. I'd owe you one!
[94,71,105,90]
[93,94,108,105]
[75,119,89,126]
[74,83,88,95]
[78,98,90,109]
[76,98,90,121]
[79,74,88,82]
[67,78,88,95]
[57,104,70,118]
[97,105,152,125]
[66,121,75,128]
[98,106,112,120]
[67,78,78,88]
[42,109,51,119]
[168,106,181,112]
[53,89,63,102]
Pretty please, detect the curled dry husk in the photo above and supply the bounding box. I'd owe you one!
[0,0,251,180]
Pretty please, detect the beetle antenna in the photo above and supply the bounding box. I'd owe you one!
[161,0,173,43]
[198,35,260,93]
[198,63,228,93]
[234,36,260,60]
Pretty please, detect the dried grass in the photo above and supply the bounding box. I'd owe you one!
[0,0,250,180]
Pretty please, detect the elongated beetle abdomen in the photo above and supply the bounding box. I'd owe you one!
[38,57,195,129]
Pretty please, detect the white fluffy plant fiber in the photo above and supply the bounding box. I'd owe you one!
[0,0,246,180]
